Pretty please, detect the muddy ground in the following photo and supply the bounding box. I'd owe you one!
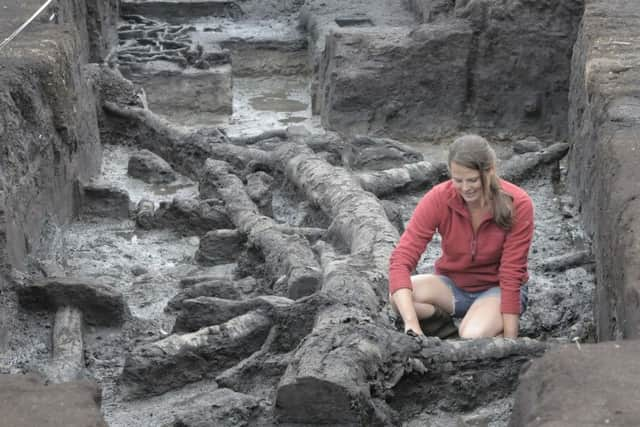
[0,4,596,427]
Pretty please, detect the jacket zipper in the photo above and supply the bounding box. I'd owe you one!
[470,217,490,262]
[471,237,477,261]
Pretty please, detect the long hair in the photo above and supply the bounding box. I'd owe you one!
[448,135,513,229]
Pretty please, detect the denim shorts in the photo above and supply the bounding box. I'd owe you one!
[439,275,529,318]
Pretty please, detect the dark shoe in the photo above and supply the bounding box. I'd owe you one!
[419,307,458,339]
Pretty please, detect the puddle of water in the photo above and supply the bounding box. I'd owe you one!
[189,18,304,45]
[279,116,308,124]
[224,75,314,138]
[249,91,307,113]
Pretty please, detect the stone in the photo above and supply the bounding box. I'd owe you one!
[79,183,131,219]
[131,265,149,276]
[195,229,245,266]
[17,277,129,326]
[510,341,640,426]
[127,149,177,183]
[153,197,232,235]
[0,374,107,427]
[135,199,155,230]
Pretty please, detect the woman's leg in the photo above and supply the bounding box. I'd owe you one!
[390,274,455,319]
[458,295,503,338]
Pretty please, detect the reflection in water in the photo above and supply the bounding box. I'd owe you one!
[249,91,307,112]
[149,181,197,196]
[279,116,308,124]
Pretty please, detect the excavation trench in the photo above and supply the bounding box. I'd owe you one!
[0,0,602,426]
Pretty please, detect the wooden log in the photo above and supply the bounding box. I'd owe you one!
[167,388,269,427]
[215,326,289,391]
[355,160,448,197]
[276,323,407,425]
[172,295,293,333]
[201,159,321,300]
[102,101,233,179]
[271,143,403,423]
[166,277,258,311]
[119,310,272,398]
[389,337,549,414]
[343,135,424,171]
[274,143,399,267]
[539,250,594,272]
[271,225,326,243]
[229,129,287,146]
[47,306,85,384]
[500,142,570,183]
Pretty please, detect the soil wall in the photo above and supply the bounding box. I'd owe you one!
[0,0,117,270]
[312,0,584,141]
[568,0,640,340]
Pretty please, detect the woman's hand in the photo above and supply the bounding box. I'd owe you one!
[502,313,519,338]
[392,289,424,336]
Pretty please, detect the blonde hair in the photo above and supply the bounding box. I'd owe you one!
[448,135,513,229]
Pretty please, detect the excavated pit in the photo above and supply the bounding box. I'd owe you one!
[0,0,610,426]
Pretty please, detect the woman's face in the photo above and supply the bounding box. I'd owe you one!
[450,161,484,206]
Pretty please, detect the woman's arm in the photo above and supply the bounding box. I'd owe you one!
[499,191,534,316]
[389,186,444,333]
[394,289,423,335]
[502,313,519,338]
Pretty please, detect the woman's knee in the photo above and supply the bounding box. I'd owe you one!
[411,274,454,311]
[459,298,502,338]
[458,322,496,339]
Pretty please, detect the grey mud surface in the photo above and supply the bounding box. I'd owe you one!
[2,11,595,427]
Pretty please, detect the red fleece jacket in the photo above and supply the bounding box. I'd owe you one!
[388,179,534,314]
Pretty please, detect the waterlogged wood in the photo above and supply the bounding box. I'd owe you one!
[500,142,570,183]
[389,337,550,413]
[215,326,289,391]
[120,311,272,398]
[275,143,399,265]
[314,241,383,315]
[166,277,258,310]
[229,129,287,146]
[272,143,402,423]
[276,323,407,425]
[540,250,593,272]
[172,295,293,333]
[201,159,321,299]
[103,102,273,178]
[272,225,326,243]
[47,306,85,384]
[355,160,448,196]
